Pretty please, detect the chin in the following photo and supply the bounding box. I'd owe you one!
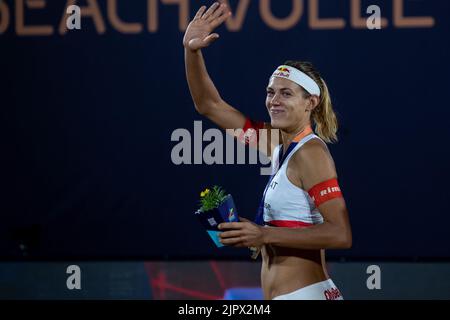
[269,119,279,129]
[270,118,288,130]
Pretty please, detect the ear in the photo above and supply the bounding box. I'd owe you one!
[307,95,320,112]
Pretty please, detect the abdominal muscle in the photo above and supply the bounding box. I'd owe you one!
[261,245,329,300]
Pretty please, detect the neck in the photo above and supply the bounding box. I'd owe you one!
[281,121,312,149]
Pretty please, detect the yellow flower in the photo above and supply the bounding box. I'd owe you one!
[200,188,210,197]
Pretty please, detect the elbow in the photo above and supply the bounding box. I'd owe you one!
[326,219,352,249]
[329,224,352,249]
[336,231,352,249]
[340,235,352,249]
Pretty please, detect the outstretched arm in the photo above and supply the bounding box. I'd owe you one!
[184,2,245,130]
[184,2,279,156]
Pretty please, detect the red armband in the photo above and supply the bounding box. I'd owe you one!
[238,118,264,146]
[308,178,343,207]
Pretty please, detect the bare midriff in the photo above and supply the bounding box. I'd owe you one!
[261,245,328,300]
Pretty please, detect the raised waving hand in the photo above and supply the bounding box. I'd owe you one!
[183,2,231,51]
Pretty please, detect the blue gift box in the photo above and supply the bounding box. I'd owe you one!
[195,194,239,248]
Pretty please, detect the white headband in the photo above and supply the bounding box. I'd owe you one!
[271,65,321,96]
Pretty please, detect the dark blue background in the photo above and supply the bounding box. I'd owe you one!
[1,0,449,259]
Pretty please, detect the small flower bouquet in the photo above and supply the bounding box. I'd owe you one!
[195,186,239,248]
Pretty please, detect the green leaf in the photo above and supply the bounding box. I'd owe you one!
[198,185,228,212]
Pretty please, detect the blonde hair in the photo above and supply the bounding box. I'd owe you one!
[284,61,338,143]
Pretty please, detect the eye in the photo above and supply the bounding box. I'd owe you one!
[282,92,292,97]
[266,90,274,96]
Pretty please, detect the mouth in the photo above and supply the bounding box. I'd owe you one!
[269,108,286,116]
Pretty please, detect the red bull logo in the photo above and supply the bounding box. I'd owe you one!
[277,67,290,73]
[273,67,290,79]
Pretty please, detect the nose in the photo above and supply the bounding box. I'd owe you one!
[270,92,281,106]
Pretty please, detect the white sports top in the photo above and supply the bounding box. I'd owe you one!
[263,134,324,228]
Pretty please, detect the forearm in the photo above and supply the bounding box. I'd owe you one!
[262,222,352,250]
[184,48,222,114]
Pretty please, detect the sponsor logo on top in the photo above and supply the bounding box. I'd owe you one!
[273,67,290,79]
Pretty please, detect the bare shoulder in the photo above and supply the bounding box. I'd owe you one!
[292,137,337,190]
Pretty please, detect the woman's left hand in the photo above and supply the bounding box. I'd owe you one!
[218,217,266,247]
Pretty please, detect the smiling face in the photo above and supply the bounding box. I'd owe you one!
[266,77,314,132]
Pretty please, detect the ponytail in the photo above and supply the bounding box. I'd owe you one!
[284,61,338,143]
[311,78,338,143]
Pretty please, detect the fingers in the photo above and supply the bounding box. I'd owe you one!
[202,2,221,20]
[202,33,220,46]
[210,8,232,29]
[207,2,227,22]
[220,236,245,246]
[218,222,243,230]
[194,5,207,20]
[239,217,251,223]
[220,230,241,239]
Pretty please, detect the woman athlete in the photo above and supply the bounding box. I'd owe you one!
[183,2,352,300]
